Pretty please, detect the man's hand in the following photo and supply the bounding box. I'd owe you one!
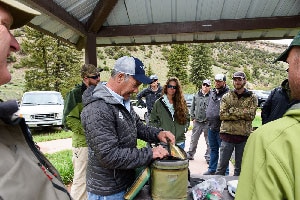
[157,131,175,144]
[152,145,169,159]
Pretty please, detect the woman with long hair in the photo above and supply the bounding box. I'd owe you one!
[150,77,190,148]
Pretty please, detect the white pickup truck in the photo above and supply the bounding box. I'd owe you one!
[18,91,64,129]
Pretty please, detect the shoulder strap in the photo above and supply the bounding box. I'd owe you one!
[19,119,72,199]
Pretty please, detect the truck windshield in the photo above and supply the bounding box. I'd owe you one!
[22,93,64,105]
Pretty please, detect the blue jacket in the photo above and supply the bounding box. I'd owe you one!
[136,84,162,113]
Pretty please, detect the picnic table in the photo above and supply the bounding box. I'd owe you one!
[135,174,238,200]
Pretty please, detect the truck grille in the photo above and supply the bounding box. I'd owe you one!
[34,114,55,119]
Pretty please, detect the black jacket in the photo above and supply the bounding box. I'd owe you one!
[206,85,229,132]
[136,84,162,113]
[81,84,161,196]
[261,79,290,124]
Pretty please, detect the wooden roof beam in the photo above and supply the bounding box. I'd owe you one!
[86,0,118,33]
[97,15,300,37]
[25,0,87,36]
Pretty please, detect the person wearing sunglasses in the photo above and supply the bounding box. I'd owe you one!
[186,79,211,163]
[150,77,190,149]
[63,64,102,200]
[136,74,162,124]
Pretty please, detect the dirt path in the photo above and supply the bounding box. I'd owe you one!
[37,138,72,154]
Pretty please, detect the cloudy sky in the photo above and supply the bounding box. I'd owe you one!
[266,39,292,46]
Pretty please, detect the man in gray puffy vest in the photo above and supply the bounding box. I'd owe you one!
[187,79,211,163]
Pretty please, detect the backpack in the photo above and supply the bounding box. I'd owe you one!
[0,117,72,200]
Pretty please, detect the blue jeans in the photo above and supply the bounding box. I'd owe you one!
[88,191,125,200]
[207,129,229,174]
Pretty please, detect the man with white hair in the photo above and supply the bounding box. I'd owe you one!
[81,56,175,200]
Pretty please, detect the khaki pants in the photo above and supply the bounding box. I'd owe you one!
[70,147,88,200]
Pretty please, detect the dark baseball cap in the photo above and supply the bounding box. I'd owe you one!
[81,64,103,78]
[274,32,300,63]
[232,71,246,79]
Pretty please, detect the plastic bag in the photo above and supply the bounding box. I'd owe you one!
[191,177,226,200]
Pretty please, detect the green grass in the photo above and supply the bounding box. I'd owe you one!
[45,150,73,185]
[42,138,147,185]
[32,130,72,142]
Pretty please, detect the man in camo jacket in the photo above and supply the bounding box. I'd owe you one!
[215,71,257,176]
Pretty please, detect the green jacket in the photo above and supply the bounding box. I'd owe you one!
[220,90,257,136]
[235,102,300,200]
[63,83,87,147]
[150,97,190,143]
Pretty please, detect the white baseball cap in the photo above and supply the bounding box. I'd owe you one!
[215,74,226,81]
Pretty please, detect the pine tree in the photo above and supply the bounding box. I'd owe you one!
[146,64,154,77]
[166,44,189,84]
[190,44,213,89]
[19,27,83,97]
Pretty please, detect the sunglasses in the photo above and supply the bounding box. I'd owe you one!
[87,74,100,80]
[167,85,177,89]
[202,83,210,87]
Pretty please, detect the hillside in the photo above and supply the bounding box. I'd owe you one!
[0,40,289,101]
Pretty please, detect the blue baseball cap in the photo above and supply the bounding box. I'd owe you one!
[114,56,152,84]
